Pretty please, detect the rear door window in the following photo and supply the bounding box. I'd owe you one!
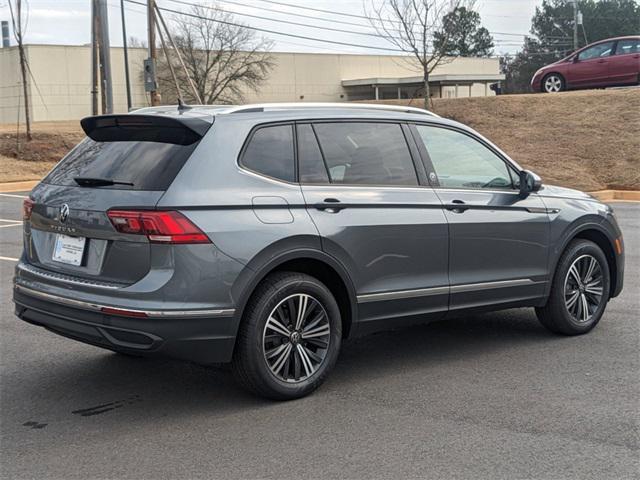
[297,124,329,184]
[240,124,295,182]
[44,138,198,191]
[615,39,640,55]
[312,122,418,186]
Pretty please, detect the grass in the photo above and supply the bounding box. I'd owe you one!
[1,89,639,191]
[373,88,640,192]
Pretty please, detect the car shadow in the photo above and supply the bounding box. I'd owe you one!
[8,308,563,426]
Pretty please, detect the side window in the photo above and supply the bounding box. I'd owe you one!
[240,125,295,182]
[578,41,615,60]
[415,125,514,190]
[312,122,418,186]
[298,124,329,184]
[615,39,640,55]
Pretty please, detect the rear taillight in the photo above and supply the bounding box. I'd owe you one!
[22,198,35,220]
[107,210,210,244]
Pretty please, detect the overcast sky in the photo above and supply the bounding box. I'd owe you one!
[0,0,541,55]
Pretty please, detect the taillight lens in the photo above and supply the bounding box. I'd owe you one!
[107,210,210,244]
[22,198,35,220]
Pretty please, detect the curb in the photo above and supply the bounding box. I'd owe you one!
[589,190,640,202]
[0,180,39,193]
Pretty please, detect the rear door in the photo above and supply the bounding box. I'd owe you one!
[411,123,550,311]
[23,114,210,286]
[609,38,640,84]
[567,41,615,87]
[298,121,449,334]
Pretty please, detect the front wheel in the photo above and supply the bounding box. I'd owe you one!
[232,272,342,400]
[542,73,565,93]
[536,239,610,335]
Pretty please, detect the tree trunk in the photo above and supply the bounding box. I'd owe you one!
[423,69,430,111]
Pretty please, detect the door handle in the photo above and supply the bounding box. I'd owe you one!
[446,199,468,213]
[314,198,345,213]
[597,59,607,63]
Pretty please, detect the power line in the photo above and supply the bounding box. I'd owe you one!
[164,0,402,41]
[124,0,406,53]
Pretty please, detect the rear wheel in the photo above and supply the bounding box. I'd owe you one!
[542,73,565,93]
[536,239,610,335]
[232,272,342,400]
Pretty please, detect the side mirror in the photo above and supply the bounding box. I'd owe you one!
[519,170,542,195]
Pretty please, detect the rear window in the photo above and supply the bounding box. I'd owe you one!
[240,124,295,182]
[44,138,198,191]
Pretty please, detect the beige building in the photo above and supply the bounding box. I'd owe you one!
[0,44,504,123]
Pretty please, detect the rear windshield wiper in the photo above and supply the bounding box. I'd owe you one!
[74,177,135,187]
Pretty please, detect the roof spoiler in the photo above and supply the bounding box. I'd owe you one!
[80,114,212,145]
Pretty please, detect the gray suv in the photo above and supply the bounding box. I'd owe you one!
[14,103,625,400]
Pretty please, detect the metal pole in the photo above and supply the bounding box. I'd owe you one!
[97,0,113,113]
[148,0,161,105]
[91,0,99,115]
[154,5,202,104]
[572,0,579,51]
[120,0,132,110]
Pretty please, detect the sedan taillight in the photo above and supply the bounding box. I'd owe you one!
[107,210,210,244]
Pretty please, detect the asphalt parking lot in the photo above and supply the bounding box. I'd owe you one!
[0,192,638,479]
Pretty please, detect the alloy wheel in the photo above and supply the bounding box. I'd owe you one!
[564,254,604,323]
[262,293,331,383]
[544,75,563,93]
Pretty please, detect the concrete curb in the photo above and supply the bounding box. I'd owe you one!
[0,180,638,202]
[0,181,39,193]
[589,190,640,202]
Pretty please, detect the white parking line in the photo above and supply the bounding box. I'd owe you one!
[0,193,28,199]
[0,223,22,228]
[0,219,22,223]
[0,256,19,262]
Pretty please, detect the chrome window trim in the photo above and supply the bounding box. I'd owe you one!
[357,278,544,303]
[14,284,236,318]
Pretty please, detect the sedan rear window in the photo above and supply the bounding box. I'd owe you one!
[44,138,198,191]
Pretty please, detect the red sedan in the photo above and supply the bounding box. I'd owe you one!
[531,35,640,93]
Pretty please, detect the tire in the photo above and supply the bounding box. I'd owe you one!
[536,239,610,335]
[542,73,565,93]
[232,272,342,400]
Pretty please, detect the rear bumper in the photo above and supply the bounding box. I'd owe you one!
[14,285,238,364]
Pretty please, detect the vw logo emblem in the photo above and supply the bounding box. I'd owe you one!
[59,204,70,223]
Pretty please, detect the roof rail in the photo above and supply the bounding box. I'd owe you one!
[223,102,439,117]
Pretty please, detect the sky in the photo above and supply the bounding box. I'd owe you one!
[0,0,542,56]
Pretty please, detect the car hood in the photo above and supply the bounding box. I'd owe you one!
[538,184,598,201]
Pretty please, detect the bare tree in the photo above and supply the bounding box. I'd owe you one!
[366,0,468,109]
[8,0,31,141]
[157,5,274,105]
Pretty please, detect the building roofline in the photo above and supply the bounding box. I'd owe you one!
[342,73,505,87]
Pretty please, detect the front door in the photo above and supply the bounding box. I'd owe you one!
[411,124,550,311]
[297,121,449,334]
[567,41,615,87]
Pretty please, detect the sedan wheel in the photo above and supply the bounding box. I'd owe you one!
[544,74,564,93]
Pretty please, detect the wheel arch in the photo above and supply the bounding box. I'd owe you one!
[233,249,358,341]
[552,223,618,298]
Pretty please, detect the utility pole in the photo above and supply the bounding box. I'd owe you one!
[120,0,132,110]
[147,0,161,105]
[571,0,579,52]
[97,0,113,114]
[91,0,99,115]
